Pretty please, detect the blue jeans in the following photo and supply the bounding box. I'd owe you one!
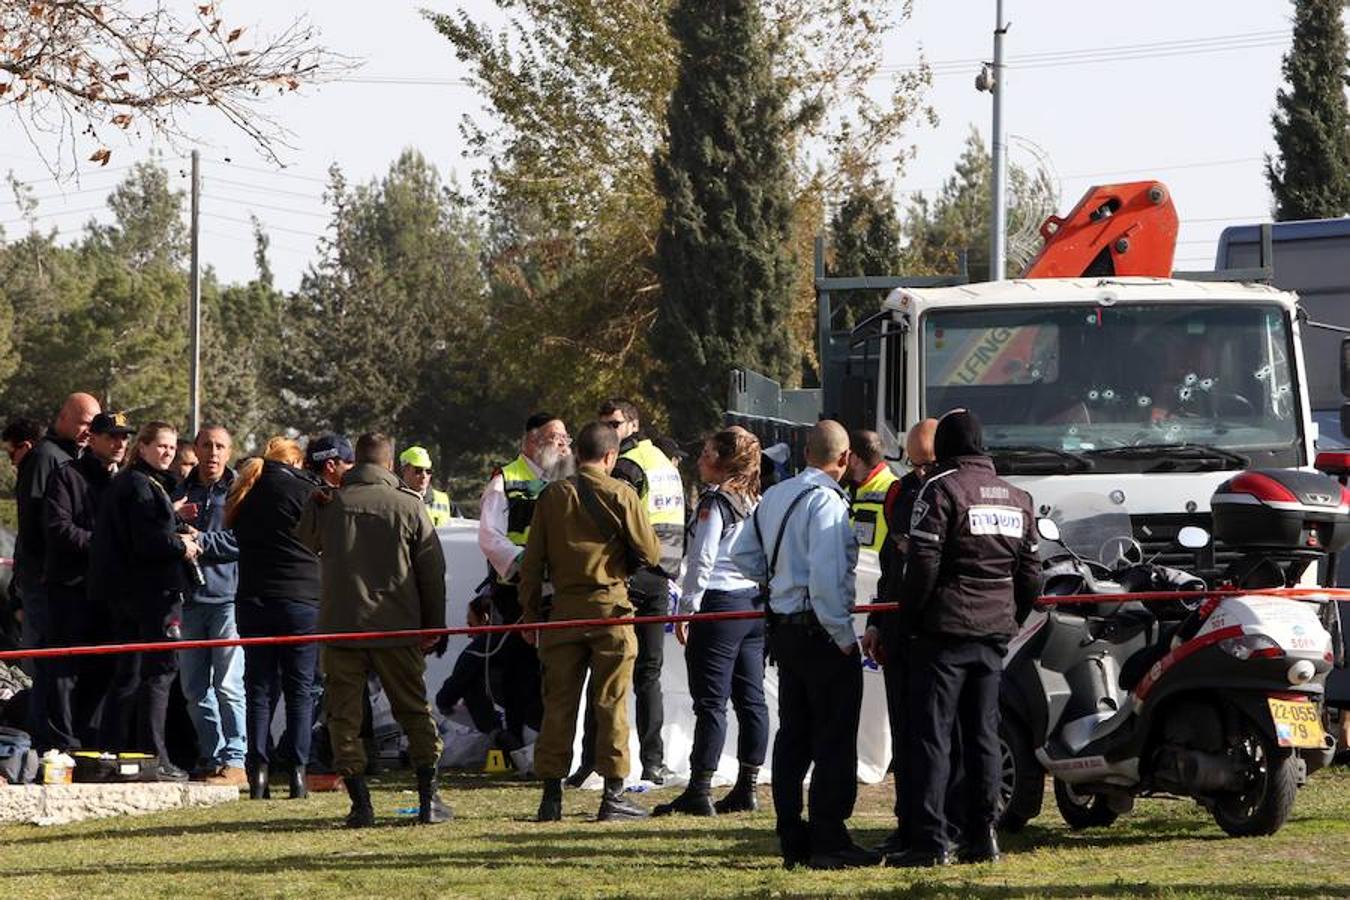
[237,597,318,767]
[685,587,769,772]
[177,600,247,768]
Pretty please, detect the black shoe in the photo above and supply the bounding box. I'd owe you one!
[565,765,594,789]
[885,847,952,868]
[246,761,270,800]
[807,842,883,870]
[874,827,909,856]
[343,776,376,828]
[652,786,716,817]
[714,766,759,814]
[289,765,308,800]
[641,763,672,785]
[416,766,453,824]
[597,778,649,822]
[537,779,563,822]
[961,827,1000,864]
[154,763,189,782]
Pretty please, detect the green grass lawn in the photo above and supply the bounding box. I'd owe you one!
[2,768,1348,899]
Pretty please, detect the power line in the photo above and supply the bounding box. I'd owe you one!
[201,158,330,185]
[203,175,324,202]
[0,203,111,228]
[202,192,330,220]
[201,210,326,239]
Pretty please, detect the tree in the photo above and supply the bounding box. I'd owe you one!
[0,1,349,174]
[828,176,903,329]
[1266,0,1350,220]
[274,152,491,473]
[902,127,1058,282]
[652,0,799,437]
[426,1,933,430]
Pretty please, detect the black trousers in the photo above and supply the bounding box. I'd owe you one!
[437,634,501,733]
[46,582,114,750]
[686,588,769,771]
[578,591,666,772]
[770,622,863,856]
[99,597,181,762]
[907,637,1002,853]
[237,597,318,766]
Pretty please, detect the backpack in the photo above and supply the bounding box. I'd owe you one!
[0,725,37,785]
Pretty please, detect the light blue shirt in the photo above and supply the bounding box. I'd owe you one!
[731,467,859,649]
[680,491,759,613]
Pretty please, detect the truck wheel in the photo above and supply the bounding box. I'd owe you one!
[1054,778,1119,829]
[997,717,1044,832]
[1212,728,1298,837]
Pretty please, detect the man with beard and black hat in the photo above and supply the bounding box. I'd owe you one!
[453,413,572,757]
[886,409,1040,868]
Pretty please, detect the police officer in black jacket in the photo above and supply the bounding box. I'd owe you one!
[42,412,135,747]
[888,409,1040,868]
[92,421,202,780]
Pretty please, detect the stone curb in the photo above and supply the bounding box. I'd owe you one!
[0,782,240,826]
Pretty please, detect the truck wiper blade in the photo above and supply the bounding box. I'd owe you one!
[1084,443,1249,469]
[988,444,1094,473]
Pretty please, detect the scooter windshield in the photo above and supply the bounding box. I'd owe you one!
[1047,492,1136,566]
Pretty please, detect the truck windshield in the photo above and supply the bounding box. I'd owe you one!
[922,303,1301,470]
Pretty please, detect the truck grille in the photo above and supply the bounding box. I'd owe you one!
[1132,513,1243,584]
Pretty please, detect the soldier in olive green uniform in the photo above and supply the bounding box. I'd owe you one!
[296,433,450,828]
[520,422,661,823]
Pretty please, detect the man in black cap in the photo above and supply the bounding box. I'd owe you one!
[306,433,355,488]
[42,411,135,747]
[887,409,1040,868]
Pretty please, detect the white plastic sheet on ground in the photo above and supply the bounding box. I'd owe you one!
[420,519,894,788]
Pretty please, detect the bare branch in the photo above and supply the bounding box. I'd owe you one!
[0,0,358,178]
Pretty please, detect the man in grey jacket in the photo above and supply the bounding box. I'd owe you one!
[297,432,449,828]
[173,425,245,787]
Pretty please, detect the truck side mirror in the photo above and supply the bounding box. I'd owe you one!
[1342,337,1350,397]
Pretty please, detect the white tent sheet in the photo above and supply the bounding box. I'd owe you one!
[419,519,894,787]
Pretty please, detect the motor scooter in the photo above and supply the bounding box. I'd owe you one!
[999,472,1347,837]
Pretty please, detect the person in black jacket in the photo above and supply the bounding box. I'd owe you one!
[42,412,134,748]
[226,437,325,800]
[14,392,100,749]
[860,418,937,856]
[92,422,202,780]
[888,410,1040,869]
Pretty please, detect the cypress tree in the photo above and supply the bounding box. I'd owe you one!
[1266,0,1350,220]
[652,0,798,438]
[829,178,903,329]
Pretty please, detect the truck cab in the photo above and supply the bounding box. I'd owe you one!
[874,276,1313,572]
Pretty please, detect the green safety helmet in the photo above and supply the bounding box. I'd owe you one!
[399,445,433,470]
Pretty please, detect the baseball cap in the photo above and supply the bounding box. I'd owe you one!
[90,411,135,437]
[306,433,354,466]
[399,445,433,470]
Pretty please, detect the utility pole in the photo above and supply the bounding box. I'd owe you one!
[989,0,1009,281]
[188,148,201,437]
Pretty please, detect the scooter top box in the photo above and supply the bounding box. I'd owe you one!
[1211,469,1350,553]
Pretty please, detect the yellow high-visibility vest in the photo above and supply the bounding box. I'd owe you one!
[851,463,900,553]
[620,439,685,527]
[425,488,452,527]
[500,455,547,548]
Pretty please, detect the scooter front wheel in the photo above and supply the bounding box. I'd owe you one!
[1054,778,1119,830]
[1211,728,1297,837]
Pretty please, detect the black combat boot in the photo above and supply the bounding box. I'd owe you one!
[652,770,716,817]
[714,764,760,814]
[416,766,453,824]
[246,759,269,801]
[962,825,1001,864]
[343,775,376,828]
[596,777,649,822]
[289,765,308,800]
[537,778,563,822]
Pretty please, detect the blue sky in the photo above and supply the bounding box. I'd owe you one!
[0,1,1299,289]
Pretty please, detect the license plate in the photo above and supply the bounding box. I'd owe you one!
[1267,697,1326,749]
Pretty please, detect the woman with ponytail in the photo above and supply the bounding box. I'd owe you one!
[654,427,768,818]
[229,437,324,800]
